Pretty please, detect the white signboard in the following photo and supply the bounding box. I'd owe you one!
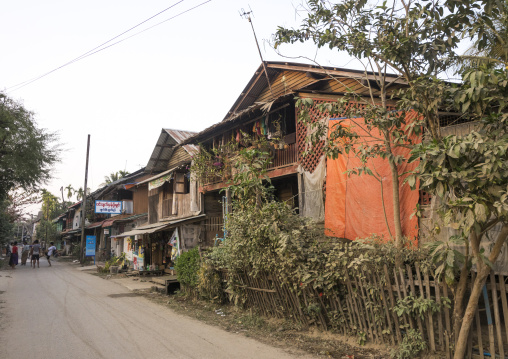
[95,200,122,214]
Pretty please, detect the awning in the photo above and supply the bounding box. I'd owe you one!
[114,213,148,222]
[137,165,181,190]
[110,222,168,238]
[61,228,81,236]
[158,214,206,228]
[111,214,205,238]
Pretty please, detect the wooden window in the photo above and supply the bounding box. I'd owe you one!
[175,173,186,194]
[148,195,159,224]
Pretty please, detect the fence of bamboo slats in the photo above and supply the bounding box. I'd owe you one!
[216,263,508,358]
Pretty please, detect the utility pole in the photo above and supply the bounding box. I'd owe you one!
[239,7,274,99]
[80,135,91,266]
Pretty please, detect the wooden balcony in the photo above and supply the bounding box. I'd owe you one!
[203,142,298,186]
[267,142,298,170]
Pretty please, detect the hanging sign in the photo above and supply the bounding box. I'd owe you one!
[85,235,96,257]
[95,200,122,214]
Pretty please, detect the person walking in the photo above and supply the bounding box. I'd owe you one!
[9,241,18,269]
[46,242,58,267]
[20,241,30,265]
[30,240,41,268]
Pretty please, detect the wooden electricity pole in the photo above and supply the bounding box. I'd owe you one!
[80,135,90,266]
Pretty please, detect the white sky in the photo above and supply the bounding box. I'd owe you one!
[0,0,360,213]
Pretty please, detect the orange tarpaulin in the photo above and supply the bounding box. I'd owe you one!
[324,113,420,242]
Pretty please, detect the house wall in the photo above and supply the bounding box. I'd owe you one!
[168,147,191,168]
[73,208,81,229]
[157,173,195,221]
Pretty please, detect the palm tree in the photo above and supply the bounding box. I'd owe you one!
[75,187,91,201]
[100,170,130,186]
[65,185,74,200]
[75,187,84,201]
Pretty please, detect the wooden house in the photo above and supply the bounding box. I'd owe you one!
[113,129,204,270]
[182,61,422,244]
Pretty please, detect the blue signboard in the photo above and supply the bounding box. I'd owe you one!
[85,235,96,257]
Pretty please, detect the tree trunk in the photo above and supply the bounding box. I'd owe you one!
[453,224,508,359]
[387,155,403,249]
[453,265,490,359]
[452,261,469,343]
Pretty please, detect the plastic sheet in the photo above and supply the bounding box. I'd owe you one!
[324,114,420,242]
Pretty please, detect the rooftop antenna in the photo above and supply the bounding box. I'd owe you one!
[239,6,274,98]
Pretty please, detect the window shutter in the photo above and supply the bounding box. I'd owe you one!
[175,172,185,194]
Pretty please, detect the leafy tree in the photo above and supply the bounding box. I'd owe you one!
[0,93,59,245]
[274,1,507,357]
[36,189,66,244]
[273,0,465,248]
[409,66,508,358]
[0,93,59,200]
[41,189,61,220]
[459,0,508,67]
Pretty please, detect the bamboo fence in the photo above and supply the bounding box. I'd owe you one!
[217,264,508,358]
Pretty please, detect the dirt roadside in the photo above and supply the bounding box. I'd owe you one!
[89,269,390,359]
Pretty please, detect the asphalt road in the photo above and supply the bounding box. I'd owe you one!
[0,259,316,359]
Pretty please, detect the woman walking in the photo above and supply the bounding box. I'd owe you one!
[20,241,30,265]
[9,241,18,269]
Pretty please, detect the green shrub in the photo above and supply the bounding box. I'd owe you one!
[390,329,427,359]
[175,247,200,288]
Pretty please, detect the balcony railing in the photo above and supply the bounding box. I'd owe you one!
[202,142,298,186]
[267,142,298,170]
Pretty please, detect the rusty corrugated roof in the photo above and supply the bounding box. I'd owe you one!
[181,61,406,146]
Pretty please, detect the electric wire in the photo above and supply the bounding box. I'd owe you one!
[6,0,211,93]
[7,0,186,92]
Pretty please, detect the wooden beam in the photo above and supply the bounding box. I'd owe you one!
[267,63,406,84]
[232,70,266,114]
[199,164,299,193]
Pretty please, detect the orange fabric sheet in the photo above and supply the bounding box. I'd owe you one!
[324,113,420,242]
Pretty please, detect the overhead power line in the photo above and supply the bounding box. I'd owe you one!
[6,0,211,93]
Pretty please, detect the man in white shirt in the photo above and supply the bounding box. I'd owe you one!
[46,242,58,267]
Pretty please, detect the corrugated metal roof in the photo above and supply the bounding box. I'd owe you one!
[181,61,406,146]
[102,214,132,227]
[145,129,197,173]
[86,220,106,229]
[181,95,292,145]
